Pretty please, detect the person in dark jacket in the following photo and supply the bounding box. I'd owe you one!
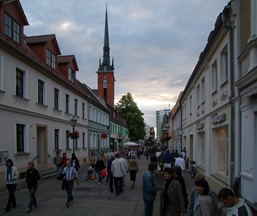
[163,150,173,164]
[71,153,80,171]
[95,156,105,185]
[172,166,188,210]
[107,155,115,193]
[25,161,40,213]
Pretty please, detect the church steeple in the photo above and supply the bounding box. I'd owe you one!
[99,6,114,72]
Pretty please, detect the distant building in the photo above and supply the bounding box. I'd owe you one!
[144,123,151,140]
[156,109,170,142]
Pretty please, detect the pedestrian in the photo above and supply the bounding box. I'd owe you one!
[107,155,115,193]
[71,153,80,171]
[187,175,217,216]
[101,151,108,182]
[172,166,188,210]
[137,147,141,159]
[4,159,19,212]
[163,149,173,164]
[54,150,62,178]
[127,154,139,189]
[174,154,185,171]
[95,156,105,185]
[62,159,79,207]
[120,154,128,190]
[218,188,253,216]
[159,167,186,216]
[111,153,126,196]
[25,161,40,213]
[90,151,96,169]
[142,162,158,216]
[60,152,67,174]
[192,179,214,216]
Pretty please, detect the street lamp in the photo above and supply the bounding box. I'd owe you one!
[70,115,77,154]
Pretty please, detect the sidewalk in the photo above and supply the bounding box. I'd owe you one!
[0,156,195,216]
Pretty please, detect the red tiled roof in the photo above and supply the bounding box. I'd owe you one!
[24,34,55,44]
[57,55,74,64]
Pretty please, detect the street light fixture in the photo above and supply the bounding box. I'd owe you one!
[70,115,77,153]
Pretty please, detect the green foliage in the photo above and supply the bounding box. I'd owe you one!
[115,92,146,141]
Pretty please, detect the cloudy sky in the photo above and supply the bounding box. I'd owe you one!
[20,0,228,127]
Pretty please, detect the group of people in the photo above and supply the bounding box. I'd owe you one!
[90,149,140,196]
[142,160,253,216]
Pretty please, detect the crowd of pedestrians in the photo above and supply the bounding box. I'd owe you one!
[3,146,254,216]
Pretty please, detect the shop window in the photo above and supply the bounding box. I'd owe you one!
[197,132,205,168]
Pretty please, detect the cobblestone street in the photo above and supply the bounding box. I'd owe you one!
[0,156,197,216]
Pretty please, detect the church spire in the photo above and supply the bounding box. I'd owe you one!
[99,5,114,72]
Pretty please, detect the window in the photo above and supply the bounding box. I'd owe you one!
[217,127,229,176]
[97,109,99,123]
[198,132,205,168]
[212,61,217,92]
[66,130,70,149]
[65,94,70,113]
[47,49,56,69]
[93,108,96,121]
[89,133,93,148]
[4,13,20,44]
[16,124,25,152]
[196,84,200,107]
[74,99,78,116]
[68,67,75,83]
[82,132,86,148]
[220,45,228,84]
[54,129,60,150]
[38,80,45,104]
[16,68,24,98]
[89,105,92,120]
[54,88,60,110]
[82,103,85,119]
[189,95,192,114]
[0,57,3,90]
[201,77,205,103]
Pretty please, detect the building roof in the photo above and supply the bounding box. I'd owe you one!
[172,91,183,119]
[24,34,61,55]
[57,55,79,71]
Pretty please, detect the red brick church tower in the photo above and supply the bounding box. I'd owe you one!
[97,7,115,108]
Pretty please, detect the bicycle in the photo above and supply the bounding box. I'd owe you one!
[189,160,197,178]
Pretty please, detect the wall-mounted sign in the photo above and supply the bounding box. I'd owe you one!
[0,151,8,164]
[196,122,204,130]
[101,133,108,139]
[211,113,226,124]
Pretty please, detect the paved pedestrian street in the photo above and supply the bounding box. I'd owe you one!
[0,157,196,216]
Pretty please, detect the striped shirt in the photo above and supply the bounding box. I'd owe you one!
[63,166,78,181]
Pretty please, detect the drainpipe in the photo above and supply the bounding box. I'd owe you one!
[222,5,235,189]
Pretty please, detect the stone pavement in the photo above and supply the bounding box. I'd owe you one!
[0,156,196,216]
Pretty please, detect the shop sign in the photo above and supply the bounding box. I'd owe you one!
[211,113,226,124]
[196,122,204,130]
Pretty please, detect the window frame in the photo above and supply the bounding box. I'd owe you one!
[4,13,21,44]
[54,128,60,150]
[68,67,75,83]
[54,88,60,110]
[16,122,28,153]
[65,94,70,113]
[46,49,56,70]
[66,130,70,149]
[220,45,228,85]
[15,67,27,98]
[201,77,205,103]
[74,98,78,116]
[0,56,3,91]
[211,60,218,93]
[196,84,200,107]
[82,102,85,119]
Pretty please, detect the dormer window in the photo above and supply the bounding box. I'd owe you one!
[47,49,56,69]
[68,67,75,83]
[4,13,21,44]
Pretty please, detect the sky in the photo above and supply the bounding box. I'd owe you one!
[20,0,229,127]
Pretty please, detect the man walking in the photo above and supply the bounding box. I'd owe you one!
[142,162,158,216]
[218,188,253,216]
[62,159,79,207]
[111,153,125,196]
[54,151,62,178]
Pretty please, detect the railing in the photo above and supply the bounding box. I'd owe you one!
[48,154,54,162]
[31,155,39,162]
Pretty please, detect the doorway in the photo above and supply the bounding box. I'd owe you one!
[37,126,47,164]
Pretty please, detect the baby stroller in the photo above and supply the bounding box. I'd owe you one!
[85,166,94,181]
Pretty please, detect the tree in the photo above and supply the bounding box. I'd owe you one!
[115,92,146,141]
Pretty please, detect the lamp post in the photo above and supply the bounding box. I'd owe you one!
[70,115,77,154]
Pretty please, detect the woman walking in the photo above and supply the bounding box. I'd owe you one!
[5,159,20,212]
[159,167,186,216]
[71,153,80,171]
[25,161,40,212]
[127,154,139,189]
[90,151,96,169]
[192,179,214,216]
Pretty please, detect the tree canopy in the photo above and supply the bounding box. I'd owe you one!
[115,92,146,141]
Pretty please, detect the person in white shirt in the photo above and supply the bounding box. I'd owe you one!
[111,153,126,196]
[120,154,128,189]
[175,154,185,171]
[218,188,253,216]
